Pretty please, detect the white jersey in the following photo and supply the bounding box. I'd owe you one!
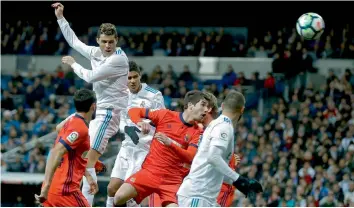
[58,18,129,110]
[120,83,165,150]
[177,115,234,204]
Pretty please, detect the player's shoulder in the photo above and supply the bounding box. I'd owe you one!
[67,115,89,133]
[109,48,128,64]
[142,83,161,95]
[209,116,232,130]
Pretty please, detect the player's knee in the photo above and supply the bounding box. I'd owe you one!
[107,178,124,196]
[114,183,137,205]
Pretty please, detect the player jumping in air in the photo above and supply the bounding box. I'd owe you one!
[114,91,210,207]
[52,2,129,205]
[35,89,98,207]
[106,61,165,207]
[177,90,263,207]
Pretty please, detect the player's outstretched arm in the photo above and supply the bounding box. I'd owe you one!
[62,54,128,83]
[128,108,167,132]
[52,3,95,60]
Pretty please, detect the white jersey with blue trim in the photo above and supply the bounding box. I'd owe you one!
[120,83,165,149]
[177,115,235,204]
[57,17,129,110]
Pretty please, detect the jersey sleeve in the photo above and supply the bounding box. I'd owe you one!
[71,53,128,83]
[153,91,166,110]
[128,108,168,125]
[59,125,87,150]
[209,123,232,151]
[57,18,96,60]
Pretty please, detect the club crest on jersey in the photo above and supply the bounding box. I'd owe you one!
[67,132,79,143]
[140,101,145,107]
[184,134,191,142]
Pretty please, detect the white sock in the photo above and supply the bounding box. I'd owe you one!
[82,168,97,206]
[106,196,115,207]
[127,199,141,207]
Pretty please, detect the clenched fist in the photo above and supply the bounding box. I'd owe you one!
[62,56,76,66]
[51,2,64,20]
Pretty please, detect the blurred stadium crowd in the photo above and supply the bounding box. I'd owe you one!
[1,20,354,207]
[2,20,354,58]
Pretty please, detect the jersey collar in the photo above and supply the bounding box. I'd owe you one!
[179,112,193,127]
[75,113,89,128]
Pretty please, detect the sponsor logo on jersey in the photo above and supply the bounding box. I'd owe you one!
[140,101,146,107]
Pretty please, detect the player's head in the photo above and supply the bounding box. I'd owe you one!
[74,88,97,118]
[183,90,210,122]
[221,90,245,123]
[128,61,142,94]
[96,23,118,56]
[204,92,219,119]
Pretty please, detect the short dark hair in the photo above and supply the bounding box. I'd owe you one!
[183,90,209,109]
[223,90,245,112]
[74,89,96,113]
[129,61,141,74]
[97,23,117,38]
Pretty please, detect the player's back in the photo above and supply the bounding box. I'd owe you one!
[142,110,201,180]
[177,115,234,203]
[89,47,129,110]
[120,83,164,149]
[49,114,90,196]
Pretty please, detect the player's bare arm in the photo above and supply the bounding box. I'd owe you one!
[85,170,99,195]
[35,142,68,203]
[128,108,167,134]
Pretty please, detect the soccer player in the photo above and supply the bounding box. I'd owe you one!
[52,3,129,205]
[177,90,263,207]
[114,91,210,207]
[106,61,165,207]
[35,89,98,207]
[147,91,219,207]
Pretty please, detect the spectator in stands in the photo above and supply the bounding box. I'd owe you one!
[233,71,249,86]
[178,65,194,83]
[264,72,276,96]
[221,65,237,86]
[1,90,15,110]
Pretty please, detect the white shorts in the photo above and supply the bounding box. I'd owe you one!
[89,108,120,155]
[177,196,216,207]
[111,141,149,180]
